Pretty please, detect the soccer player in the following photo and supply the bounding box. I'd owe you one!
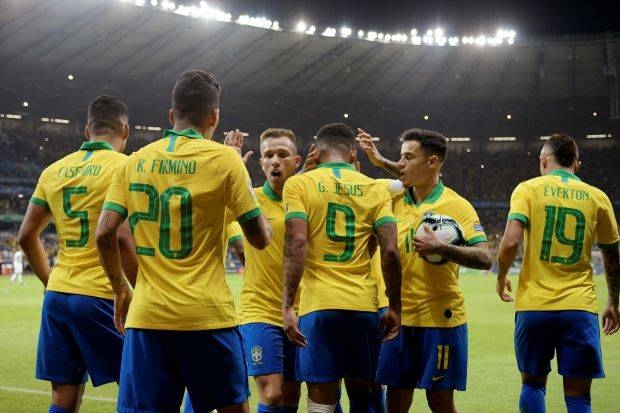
[96,70,272,413]
[496,133,619,413]
[282,122,402,413]
[226,218,246,266]
[9,248,24,284]
[359,128,492,413]
[235,128,303,413]
[17,95,137,413]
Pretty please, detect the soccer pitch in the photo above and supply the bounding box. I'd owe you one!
[1,273,618,412]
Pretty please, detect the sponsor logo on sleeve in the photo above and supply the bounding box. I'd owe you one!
[473,223,484,232]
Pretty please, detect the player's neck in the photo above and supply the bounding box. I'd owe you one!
[88,135,123,152]
[319,153,350,165]
[171,121,212,140]
[412,176,440,203]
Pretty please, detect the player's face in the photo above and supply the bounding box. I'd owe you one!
[259,136,301,188]
[397,140,432,187]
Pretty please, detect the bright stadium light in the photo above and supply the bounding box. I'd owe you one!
[448,36,459,46]
[340,27,352,38]
[424,114,430,120]
[384,34,391,42]
[592,111,598,117]
[410,28,417,35]
[306,25,316,35]
[343,113,349,118]
[436,36,447,46]
[5,114,22,119]
[134,0,145,6]
[506,114,512,120]
[296,21,306,32]
[151,0,157,6]
[475,35,487,46]
[22,101,29,107]
[367,31,377,41]
[67,74,74,80]
[489,136,517,141]
[377,33,384,40]
[540,135,551,140]
[358,30,364,37]
[507,37,514,45]
[411,36,422,45]
[586,133,611,139]
[321,27,336,37]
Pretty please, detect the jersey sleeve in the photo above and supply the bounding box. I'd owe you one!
[102,157,129,219]
[283,175,307,221]
[226,220,243,245]
[221,150,261,225]
[454,198,487,246]
[507,182,530,226]
[595,192,619,250]
[30,169,50,211]
[373,185,396,229]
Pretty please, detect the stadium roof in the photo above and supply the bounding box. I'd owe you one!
[1,0,619,139]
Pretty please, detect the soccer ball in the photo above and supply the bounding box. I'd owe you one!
[415,214,465,265]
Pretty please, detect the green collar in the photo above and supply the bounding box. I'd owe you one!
[404,180,445,206]
[549,169,581,181]
[262,181,282,202]
[80,141,113,151]
[162,128,204,140]
[316,162,356,171]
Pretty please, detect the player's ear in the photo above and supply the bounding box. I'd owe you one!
[84,125,91,140]
[294,155,302,169]
[574,160,581,174]
[349,148,357,163]
[123,123,129,140]
[428,154,439,167]
[209,108,220,128]
[168,109,175,126]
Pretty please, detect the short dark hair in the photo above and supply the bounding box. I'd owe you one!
[545,133,578,167]
[260,128,297,146]
[87,95,128,135]
[172,70,221,125]
[399,128,448,162]
[315,123,355,153]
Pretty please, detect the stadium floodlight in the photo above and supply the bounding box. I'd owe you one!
[434,28,444,38]
[272,21,280,30]
[306,25,316,35]
[147,126,162,131]
[489,136,517,141]
[385,34,391,42]
[377,33,384,40]
[22,101,29,107]
[296,21,307,32]
[506,114,512,120]
[411,36,422,45]
[436,36,447,46]
[586,133,611,139]
[340,27,352,38]
[367,31,378,41]
[358,30,364,37]
[41,117,50,122]
[448,36,459,46]
[539,136,551,140]
[321,27,336,37]
[592,111,598,117]
[422,35,433,45]
[343,113,349,118]
[6,114,22,119]
[424,115,430,120]
[475,35,487,46]
[54,118,70,124]
[507,37,514,45]
[67,74,74,80]
[450,137,471,142]
[410,28,417,35]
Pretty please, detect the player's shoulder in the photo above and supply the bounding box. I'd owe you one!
[441,185,474,208]
[38,149,81,178]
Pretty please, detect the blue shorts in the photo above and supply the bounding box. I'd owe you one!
[118,327,250,413]
[296,310,381,383]
[36,291,123,386]
[376,324,468,391]
[515,310,604,378]
[240,322,296,380]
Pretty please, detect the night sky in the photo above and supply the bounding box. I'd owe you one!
[199,0,620,37]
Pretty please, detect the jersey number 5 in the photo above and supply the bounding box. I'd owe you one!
[62,186,89,248]
[540,205,585,265]
[129,183,193,259]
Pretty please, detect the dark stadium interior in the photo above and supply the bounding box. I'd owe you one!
[1,0,619,258]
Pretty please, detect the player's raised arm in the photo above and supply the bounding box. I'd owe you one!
[357,128,400,178]
[18,202,53,287]
[374,221,402,341]
[95,209,133,335]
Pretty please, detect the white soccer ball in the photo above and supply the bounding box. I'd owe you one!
[415,214,465,265]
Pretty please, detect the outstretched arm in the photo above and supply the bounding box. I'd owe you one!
[96,209,133,334]
[496,220,525,302]
[357,128,400,178]
[601,246,620,335]
[282,217,308,346]
[18,203,53,287]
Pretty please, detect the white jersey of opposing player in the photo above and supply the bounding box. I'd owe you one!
[13,251,24,273]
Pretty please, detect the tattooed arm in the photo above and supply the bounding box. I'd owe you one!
[374,222,402,341]
[18,203,53,287]
[601,246,620,335]
[282,218,308,346]
[239,214,272,250]
[496,220,525,302]
[96,209,132,334]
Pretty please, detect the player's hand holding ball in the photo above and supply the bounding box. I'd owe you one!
[413,214,465,264]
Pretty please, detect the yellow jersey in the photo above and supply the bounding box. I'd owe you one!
[31,141,125,300]
[239,182,291,326]
[226,220,243,246]
[371,250,389,309]
[508,169,619,313]
[283,162,396,316]
[395,181,487,327]
[103,128,260,330]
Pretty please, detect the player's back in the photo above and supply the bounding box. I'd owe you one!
[510,170,618,312]
[32,142,125,299]
[106,132,258,330]
[283,162,395,316]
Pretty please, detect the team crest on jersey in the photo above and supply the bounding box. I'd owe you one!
[422,211,436,219]
[473,222,484,232]
[251,345,263,364]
